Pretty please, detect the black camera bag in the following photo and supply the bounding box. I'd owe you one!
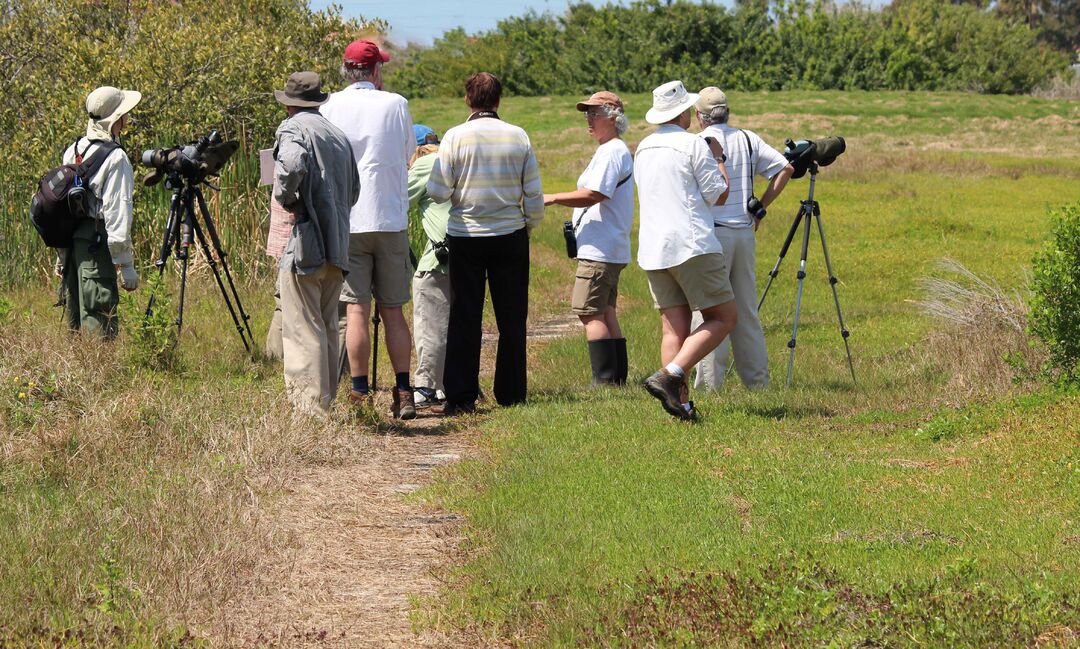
[29,140,118,248]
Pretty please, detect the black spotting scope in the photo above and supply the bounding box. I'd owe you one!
[783,136,846,179]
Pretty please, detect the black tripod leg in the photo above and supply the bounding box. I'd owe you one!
[145,190,183,323]
[786,205,815,388]
[190,216,252,353]
[175,198,196,335]
[758,204,807,312]
[194,189,254,345]
[815,213,856,385]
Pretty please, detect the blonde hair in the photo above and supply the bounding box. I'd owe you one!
[408,143,439,168]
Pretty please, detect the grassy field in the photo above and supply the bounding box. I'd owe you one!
[1,90,1079,646]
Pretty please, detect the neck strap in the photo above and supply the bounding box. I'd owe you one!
[468,110,499,121]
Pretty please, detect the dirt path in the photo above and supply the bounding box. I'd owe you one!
[217,315,578,647]
[219,409,472,647]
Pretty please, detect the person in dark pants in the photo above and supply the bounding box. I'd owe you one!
[426,72,544,413]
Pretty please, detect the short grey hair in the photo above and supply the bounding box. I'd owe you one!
[598,103,629,135]
[341,62,378,84]
[697,105,730,126]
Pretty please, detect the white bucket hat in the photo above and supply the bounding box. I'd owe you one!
[85,86,141,133]
[645,80,699,125]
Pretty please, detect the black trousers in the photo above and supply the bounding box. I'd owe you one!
[443,228,529,407]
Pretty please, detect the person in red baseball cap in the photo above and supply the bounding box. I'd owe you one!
[321,38,419,420]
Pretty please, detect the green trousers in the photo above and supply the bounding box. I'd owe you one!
[63,219,119,339]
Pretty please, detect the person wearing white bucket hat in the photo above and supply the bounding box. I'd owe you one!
[57,85,142,338]
[634,80,737,421]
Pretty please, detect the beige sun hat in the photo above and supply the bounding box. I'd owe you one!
[645,80,699,125]
[86,86,141,132]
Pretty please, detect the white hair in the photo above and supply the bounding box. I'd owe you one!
[341,61,378,84]
[697,105,730,126]
[598,103,629,135]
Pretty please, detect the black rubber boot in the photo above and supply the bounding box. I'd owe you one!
[614,338,628,385]
[588,339,619,385]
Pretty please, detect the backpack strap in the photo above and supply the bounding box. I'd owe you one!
[76,140,120,182]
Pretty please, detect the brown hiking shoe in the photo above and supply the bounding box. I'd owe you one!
[392,386,417,420]
[348,389,372,406]
[643,369,691,421]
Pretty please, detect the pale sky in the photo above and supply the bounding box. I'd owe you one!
[311,0,646,46]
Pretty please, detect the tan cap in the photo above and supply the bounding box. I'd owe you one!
[576,90,624,112]
[695,86,728,113]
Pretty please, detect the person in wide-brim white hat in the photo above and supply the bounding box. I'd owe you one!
[645,80,699,125]
[634,79,736,422]
[56,84,143,339]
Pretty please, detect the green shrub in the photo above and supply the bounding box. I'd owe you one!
[1030,201,1080,381]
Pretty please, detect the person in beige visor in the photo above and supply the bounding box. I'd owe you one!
[58,85,142,338]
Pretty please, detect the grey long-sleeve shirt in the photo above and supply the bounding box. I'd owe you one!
[273,109,359,274]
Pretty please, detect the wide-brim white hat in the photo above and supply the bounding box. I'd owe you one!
[86,86,141,124]
[645,80,699,125]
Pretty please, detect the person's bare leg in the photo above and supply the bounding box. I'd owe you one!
[670,300,737,371]
[346,301,372,378]
[377,304,413,375]
[602,306,622,339]
[659,306,692,367]
[580,314,612,341]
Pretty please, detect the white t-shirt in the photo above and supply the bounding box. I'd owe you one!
[320,82,414,233]
[571,138,634,264]
[634,124,728,271]
[700,124,788,229]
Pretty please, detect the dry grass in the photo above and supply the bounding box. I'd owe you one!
[916,258,1046,395]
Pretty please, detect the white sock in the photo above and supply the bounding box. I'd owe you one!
[664,363,685,378]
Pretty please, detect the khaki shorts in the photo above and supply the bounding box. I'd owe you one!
[646,252,734,311]
[571,259,626,315]
[340,230,412,307]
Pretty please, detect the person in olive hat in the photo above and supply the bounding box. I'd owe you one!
[57,85,141,338]
[273,71,360,415]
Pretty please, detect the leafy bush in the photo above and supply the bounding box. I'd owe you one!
[0,0,385,287]
[1030,201,1080,381]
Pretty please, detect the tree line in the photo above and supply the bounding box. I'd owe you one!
[386,0,1074,98]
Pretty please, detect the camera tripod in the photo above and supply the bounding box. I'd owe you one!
[144,176,254,352]
[757,162,855,387]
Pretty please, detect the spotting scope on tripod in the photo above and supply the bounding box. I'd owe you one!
[758,136,855,387]
[140,130,254,352]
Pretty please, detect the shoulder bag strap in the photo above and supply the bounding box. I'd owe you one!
[573,170,632,231]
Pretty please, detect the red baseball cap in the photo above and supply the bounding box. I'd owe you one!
[343,39,390,67]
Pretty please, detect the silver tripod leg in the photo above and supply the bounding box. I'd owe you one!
[815,213,856,385]
[786,203,816,388]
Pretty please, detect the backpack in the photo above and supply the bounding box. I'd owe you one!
[29,139,119,248]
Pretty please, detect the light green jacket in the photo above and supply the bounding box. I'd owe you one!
[408,153,451,274]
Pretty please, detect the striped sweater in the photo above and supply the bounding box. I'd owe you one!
[426,117,544,237]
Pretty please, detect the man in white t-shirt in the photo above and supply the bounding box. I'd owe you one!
[692,87,794,390]
[320,39,417,419]
[544,91,634,385]
[635,80,736,421]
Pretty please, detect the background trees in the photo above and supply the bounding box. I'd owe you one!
[387,0,1072,97]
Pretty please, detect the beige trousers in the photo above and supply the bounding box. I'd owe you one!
[412,270,451,391]
[280,264,344,414]
[692,227,769,390]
